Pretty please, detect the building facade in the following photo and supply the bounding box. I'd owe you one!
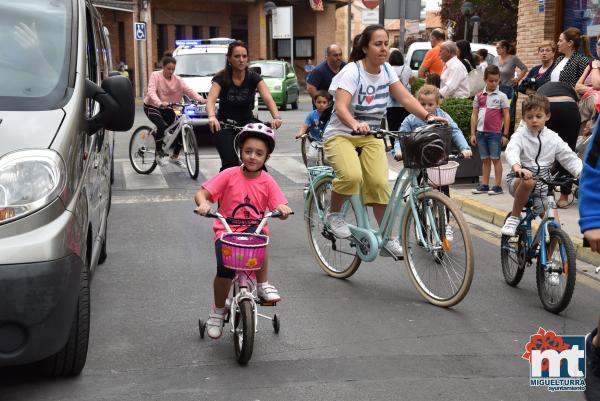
[93,0,349,96]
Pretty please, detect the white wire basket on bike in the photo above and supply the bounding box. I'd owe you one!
[307,165,334,181]
[426,161,459,187]
[220,233,269,271]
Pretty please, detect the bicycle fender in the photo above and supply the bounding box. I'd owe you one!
[303,173,335,219]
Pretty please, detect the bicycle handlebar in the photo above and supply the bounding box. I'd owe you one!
[350,121,448,139]
[218,119,273,131]
[514,170,578,187]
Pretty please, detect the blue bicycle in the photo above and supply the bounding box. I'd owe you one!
[500,173,578,314]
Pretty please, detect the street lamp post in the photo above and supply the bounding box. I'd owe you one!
[460,1,474,41]
[470,15,481,44]
[264,1,277,59]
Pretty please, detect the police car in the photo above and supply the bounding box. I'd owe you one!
[172,38,258,134]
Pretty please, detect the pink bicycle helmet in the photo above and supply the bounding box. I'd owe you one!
[235,123,276,153]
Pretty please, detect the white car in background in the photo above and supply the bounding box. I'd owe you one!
[405,42,497,77]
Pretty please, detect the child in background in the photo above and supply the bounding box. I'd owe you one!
[195,123,292,339]
[502,94,581,236]
[471,64,510,195]
[477,49,489,72]
[296,90,332,166]
[425,73,441,88]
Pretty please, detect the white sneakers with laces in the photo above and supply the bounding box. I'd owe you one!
[501,216,521,236]
[325,212,351,238]
[170,157,186,168]
[381,238,403,258]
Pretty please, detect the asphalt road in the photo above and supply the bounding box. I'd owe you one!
[1,98,598,401]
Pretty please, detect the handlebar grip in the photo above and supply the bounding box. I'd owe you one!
[270,210,295,218]
[193,209,218,218]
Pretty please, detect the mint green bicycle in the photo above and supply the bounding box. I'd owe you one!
[303,126,474,307]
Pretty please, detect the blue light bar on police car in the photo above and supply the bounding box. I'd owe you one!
[175,38,236,47]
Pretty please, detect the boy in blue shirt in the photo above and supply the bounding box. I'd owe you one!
[296,90,332,166]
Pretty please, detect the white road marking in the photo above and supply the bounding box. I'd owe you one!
[122,162,168,190]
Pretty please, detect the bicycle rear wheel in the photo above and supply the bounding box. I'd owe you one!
[500,213,527,287]
[301,135,310,167]
[536,228,576,314]
[234,299,255,365]
[129,126,157,174]
[183,125,199,179]
[401,191,474,307]
[305,176,361,278]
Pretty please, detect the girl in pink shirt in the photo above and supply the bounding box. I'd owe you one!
[143,53,205,167]
[195,123,292,340]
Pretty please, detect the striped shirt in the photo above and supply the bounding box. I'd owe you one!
[324,61,399,139]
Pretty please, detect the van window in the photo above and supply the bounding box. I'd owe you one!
[0,0,71,109]
[174,53,226,77]
[410,50,427,71]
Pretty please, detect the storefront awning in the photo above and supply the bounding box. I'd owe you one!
[92,0,135,12]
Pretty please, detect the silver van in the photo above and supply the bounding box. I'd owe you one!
[0,0,134,375]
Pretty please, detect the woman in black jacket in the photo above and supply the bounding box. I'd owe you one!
[551,27,592,88]
[518,41,556,94]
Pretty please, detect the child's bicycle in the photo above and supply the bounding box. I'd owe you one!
[129,101,200,179]
[299,131,326,167]
[303,124,474,307]
[500,172,579,314]
[195,209,292,365]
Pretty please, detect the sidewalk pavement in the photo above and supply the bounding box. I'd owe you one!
[447,158,600,268]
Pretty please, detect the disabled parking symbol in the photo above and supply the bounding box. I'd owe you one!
[134,22,146,41]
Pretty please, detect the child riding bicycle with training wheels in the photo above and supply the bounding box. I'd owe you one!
[194,123,292,339]
[296,90,332,167]
[501,94,582,237]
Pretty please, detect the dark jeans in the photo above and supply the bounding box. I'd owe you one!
[215,127,242,171]
[499,85,517,135]
[547,100,580,195]
[143,104,182,155]
[386,106,410,148]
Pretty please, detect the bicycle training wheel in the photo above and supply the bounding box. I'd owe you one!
[301,135,310,167]
[182,125,199,179]
[536,228,576,314]
[500,213,527,286]
[305,176,362,278]
[129,125,157,174]
[233,299,255,365]
[401,191,474,307]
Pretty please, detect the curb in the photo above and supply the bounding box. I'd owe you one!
[450,192,600,270]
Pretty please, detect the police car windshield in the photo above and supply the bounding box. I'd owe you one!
[0,0,70,106]
[175,53,226,77]
[252,63,283,78]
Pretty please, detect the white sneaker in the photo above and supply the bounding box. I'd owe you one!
[325,212,351,238]
[206,307,226,339]
[170,157,186,168]
[501,216,521,236]
[257,283,281,303]
[445,225,454,242]
[381,238,403,258]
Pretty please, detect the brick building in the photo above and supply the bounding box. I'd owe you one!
[93,0,349,96]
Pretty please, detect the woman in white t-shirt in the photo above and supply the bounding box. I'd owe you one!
[323,25,446,257]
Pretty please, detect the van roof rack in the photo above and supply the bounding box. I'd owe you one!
[175,38,236,48]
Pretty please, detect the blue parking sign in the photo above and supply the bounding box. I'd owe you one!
[134,22,146,41]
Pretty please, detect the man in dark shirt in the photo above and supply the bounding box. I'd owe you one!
[306,44,345,106]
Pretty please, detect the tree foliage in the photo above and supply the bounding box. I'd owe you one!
[440,0,519,44]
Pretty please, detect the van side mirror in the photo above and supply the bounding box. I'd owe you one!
[287,72,295,79]
[85,75,134,134]
[249,65,261,75]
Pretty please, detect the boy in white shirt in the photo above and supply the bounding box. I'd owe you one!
[501,94,582,236]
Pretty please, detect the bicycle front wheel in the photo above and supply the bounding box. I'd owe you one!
[301,135,310,167]
[305,177,362,278]
[500,213,527,286]
[129,126,157,174]
[233,299,255,365]
[536,228,576,314]
[183,125,199,179]
[401,191,474,307]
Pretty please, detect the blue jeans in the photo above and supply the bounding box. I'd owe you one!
[499,84,514,100]
[476,132,502,159]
